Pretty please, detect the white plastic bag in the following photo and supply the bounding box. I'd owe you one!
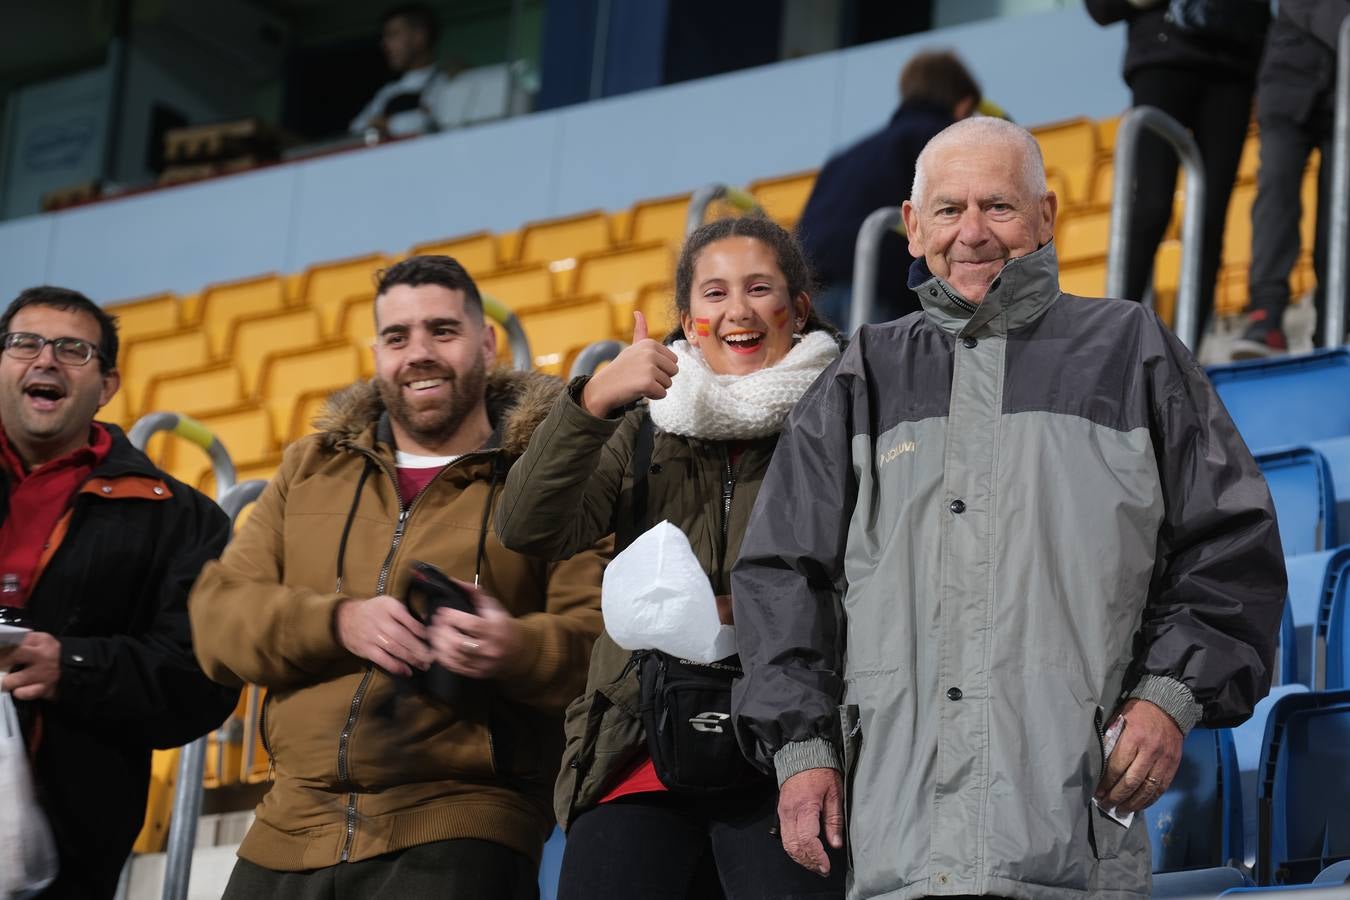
[0,690,58,899]
[601,520,737,663]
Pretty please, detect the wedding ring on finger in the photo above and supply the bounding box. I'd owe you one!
[462,639,482,653]
[377,633,391,648]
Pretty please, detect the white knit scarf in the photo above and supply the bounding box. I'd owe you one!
[648,330,840,440]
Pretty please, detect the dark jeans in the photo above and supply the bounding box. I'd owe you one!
[1124,66,1255,332]
[557,790,846,900]
[1249,106,1335,330]
[222,838,538,900]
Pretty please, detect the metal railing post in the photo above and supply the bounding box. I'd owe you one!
[1106,106,1207,351]
[481,296,534,371]
[848,207,905,333]
[128,413,237,495]
[568,339,625,378]
[1324,16,1350,349]
[685,183,760,236]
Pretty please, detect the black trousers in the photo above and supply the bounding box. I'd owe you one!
[556,790,846,900]
[1124,66,1255,331]
[1248,105,1335,330]
[222,838,538,900]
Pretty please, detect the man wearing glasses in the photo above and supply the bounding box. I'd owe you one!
[0,286,238,899]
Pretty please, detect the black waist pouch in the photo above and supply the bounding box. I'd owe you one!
[638,650,763,795]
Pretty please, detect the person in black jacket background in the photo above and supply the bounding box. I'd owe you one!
[1087,0,1268,341]
[1233,0,1350,357]
[796,49,981,330]
[0,286,237,899]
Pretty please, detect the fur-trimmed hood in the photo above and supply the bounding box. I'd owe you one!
[313,367,563,457]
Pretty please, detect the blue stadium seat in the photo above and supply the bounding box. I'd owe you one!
[1154,865,1252,897]
[1285,551,1346,688]
[1277,600,1298,687]
[1148,728,1244,872]
[1234,685,1311,869]
[1312,859,1350,884]
[539,826,565,899]
[1320,555,1350,691]
[1208,349,1350,454]
[1256,448,1338,555]
[1308,435,1350,541]
[1255,689,1350,884]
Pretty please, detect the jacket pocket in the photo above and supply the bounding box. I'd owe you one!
[840,704,863,870]
[1088,705,1127,861]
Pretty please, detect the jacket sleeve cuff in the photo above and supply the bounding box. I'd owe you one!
[773,737,841,787]
[1127,674,1202,735]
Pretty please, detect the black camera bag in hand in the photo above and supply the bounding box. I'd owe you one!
[618,414,763,795]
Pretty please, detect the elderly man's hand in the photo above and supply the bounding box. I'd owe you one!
[2,632,62,701]
[777,767,845,877]
[1095,698,1184,814]
[428,580,524,679]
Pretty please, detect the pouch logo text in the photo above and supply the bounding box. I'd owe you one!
[689,712,730,733]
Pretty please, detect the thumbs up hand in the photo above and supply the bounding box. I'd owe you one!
[580,311,680,418]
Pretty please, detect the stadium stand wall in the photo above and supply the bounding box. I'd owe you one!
[0,6,1128,304]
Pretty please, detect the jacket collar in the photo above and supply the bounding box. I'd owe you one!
[908,241,1063,338]
[315,367,564,459]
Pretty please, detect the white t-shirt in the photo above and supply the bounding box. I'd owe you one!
[394,450,462,468]
[349,64,512,137]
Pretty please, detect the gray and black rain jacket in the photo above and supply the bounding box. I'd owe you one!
[731,242,1286,899]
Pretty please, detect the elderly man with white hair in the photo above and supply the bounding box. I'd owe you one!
[729,117,1287,899]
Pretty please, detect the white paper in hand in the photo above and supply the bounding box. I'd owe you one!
[602,520,737,663]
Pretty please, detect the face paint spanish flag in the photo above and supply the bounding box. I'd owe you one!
[772,305,790,327]
[694,317,712,336]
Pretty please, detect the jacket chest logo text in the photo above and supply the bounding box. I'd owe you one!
[689,711,730,733]
[878,440,917,467]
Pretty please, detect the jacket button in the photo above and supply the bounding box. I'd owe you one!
[649,463,662,474]
[71,654,85,663]
[947,687,963,701]
[962,336,977,349]
[153,486,165,495]
[101,485,113,494]
[949,499,966,514]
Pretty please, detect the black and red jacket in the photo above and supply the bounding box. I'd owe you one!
[0,423,237,900]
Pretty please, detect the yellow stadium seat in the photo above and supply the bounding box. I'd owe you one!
[1217,265,1250,317]
[1301,158,1319,251]
[1059,259,1108,298]
[627,193,692,247]
[179,404,279,491]
[133,749,179,853]
[255,342,362,444]
[1056,205,1113,266]
[143,362,244,418]
[747,170,816,228]
[285,388,338,444]
[298,253,389,335]
[635,282,677,339]
[1223,181,1256,269]
[120,328,211,417]
[1090,161,1114,207]
[516,210,613,267]
[477,264,553,314]
[338,295,377,376]
[411,231,498,274]
[571,241,674,303]
[227,308,324,395]
[1096,115,1120,157]
[107,293,179,341]
[1238,133,1260,184]
[1045,169,1073,210]
[198,274,287,357]
[517,295,617,375]
[1032,117,1097,206]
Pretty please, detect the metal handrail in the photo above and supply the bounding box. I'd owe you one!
[568,339,625,378]
[481,295,533,371]
[685,183,760,236]
[848,207,906,333]
[1325,16,1350,349]
[128,413,236,495]
[1106,106,1207,351]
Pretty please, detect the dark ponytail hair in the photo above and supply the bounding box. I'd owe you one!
[667,214,836,342]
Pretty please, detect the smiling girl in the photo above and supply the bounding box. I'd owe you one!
[495,215,844,898]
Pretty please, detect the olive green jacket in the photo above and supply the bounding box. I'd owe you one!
[494,379,778,827]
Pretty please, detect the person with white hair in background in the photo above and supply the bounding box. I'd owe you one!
[730,117,1287,899]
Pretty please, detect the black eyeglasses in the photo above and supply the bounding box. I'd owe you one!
[1,331,103,367]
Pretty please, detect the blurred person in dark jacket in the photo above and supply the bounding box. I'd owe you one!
[1232,0,1350,357]
[0,286,237,899]
[796,49,981,331]
[1087,0,1268,338]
